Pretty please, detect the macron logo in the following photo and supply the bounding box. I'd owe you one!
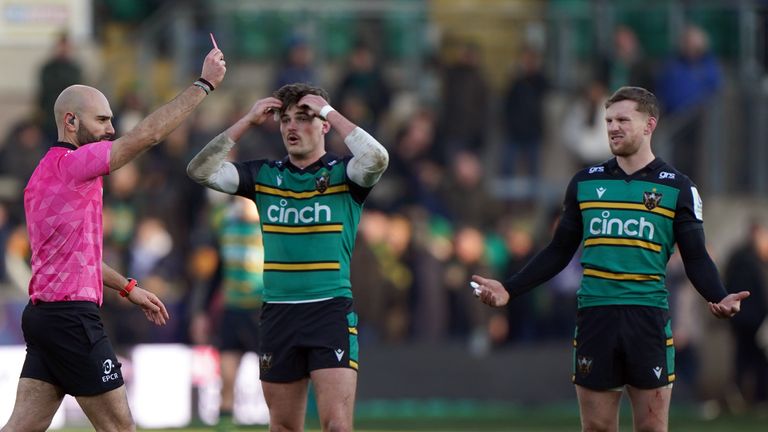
[596,187,606,198]
[653,366,663,379]
[276,175,283,186]
[334,349,344,362]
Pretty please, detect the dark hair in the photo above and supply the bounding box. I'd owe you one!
[273,83,329,115]
[605,86,660,120]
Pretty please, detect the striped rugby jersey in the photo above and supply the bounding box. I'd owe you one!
[233,154,371,302]
[559,158,703,309]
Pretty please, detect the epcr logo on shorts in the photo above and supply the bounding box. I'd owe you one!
[103,359,113,374]
[102,359,119,382]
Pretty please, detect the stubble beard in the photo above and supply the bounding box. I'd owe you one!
[610,136,640,158]
[77,127,113,146]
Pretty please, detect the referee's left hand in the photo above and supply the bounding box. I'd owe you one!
[127,286,170,325]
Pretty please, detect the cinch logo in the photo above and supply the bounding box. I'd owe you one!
[589,210,655,240]
[267,199,332,224]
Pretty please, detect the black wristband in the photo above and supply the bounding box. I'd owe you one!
[197,77,215,91]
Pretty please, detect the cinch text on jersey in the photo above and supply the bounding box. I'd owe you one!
[267,201,332,224]
[589,211,655,240]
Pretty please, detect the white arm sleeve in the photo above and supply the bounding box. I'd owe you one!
[186,132,240,194]
[345,127,389,188]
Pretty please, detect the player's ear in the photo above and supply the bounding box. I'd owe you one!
[321,119,331,134]
[645,116,657,135]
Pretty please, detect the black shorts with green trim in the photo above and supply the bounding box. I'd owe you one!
[259,297,358,383]
[572,305,675,390]
[20,301,124,396]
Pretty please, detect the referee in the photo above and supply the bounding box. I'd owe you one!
[1,48,225,431]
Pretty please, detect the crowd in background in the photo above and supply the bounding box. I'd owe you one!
[0,1,767,412]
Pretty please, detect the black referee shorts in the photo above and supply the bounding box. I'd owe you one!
[259,297,358,383]
[21,301,124,396]
[572,305,675,390]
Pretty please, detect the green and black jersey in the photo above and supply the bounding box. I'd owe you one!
[559,158,703,309]
[217,214,264,309]
[232,154,371,302]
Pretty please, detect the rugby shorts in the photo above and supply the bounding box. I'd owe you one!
[259,297,358,383]
[217,306,261,353]
[20,301,124,396]
[572,305,675,390]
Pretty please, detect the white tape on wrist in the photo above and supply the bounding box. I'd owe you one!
[319,105,335,120]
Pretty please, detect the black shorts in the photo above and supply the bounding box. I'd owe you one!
[259,297,358,383]
[573,305,675,390]
[20,301,124,396]
[217,307,261,353]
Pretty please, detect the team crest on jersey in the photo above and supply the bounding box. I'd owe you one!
[315,171,330,193]
[260,353,273,371]
[643,190,663,210]
[577,355,593,376]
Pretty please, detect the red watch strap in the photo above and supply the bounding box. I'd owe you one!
[120,278,137,298]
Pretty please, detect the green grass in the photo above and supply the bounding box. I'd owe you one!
[58,405,768,432]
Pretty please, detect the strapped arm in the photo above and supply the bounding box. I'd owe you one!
[186,132,239,194]
[344,127,389,187]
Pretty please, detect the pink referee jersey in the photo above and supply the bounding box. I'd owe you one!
[24,141,112,305]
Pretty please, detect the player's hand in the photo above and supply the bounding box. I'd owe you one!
[200,48,226,89]
[297,94,330,117]
[471,275,510,307]
[709,290,750,319]
[127,286,170,325]
[245,97,283,125]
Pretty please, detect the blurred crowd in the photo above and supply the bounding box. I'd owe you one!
[0,4,767,412]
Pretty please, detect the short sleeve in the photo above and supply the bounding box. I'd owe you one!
[61,140,112,184]
[232,160,267,198]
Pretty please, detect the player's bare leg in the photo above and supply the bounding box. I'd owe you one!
[311,368,357,432]
[262,378,310,432]
[626,385,671,432]
[76,385,135,432]
[220,351,243,413]
[575,385,622,432]
[1,378,64,432]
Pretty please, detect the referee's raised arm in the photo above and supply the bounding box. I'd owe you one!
[108,48,227,171]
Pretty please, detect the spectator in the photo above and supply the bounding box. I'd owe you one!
[656,24,723,183]
[335,42,391,134]
[500,224,537,343]
[502,46,548,179]
[438,39,489,159]
[724,220,768,409]
[597,25,655,92]
[0,120,47,223]
[37,33,83,140]
[438,150,502,227]
[273,35,317,89]
[561,79,613,168]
